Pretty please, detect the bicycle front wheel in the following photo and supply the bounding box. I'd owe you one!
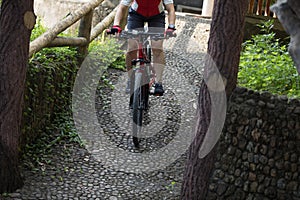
[146,41,152,61]
[132,72,143,148]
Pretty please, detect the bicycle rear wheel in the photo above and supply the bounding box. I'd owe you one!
[144,41,154,96]
[132,71,143,148]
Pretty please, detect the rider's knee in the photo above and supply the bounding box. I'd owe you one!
[127,39,138,53]
[152,48,164,57]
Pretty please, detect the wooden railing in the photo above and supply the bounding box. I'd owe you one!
[29,0,118,62]
[30,0,275,61]
[248,0,274,17]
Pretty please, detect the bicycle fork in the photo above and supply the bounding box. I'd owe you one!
[130,60,152,108]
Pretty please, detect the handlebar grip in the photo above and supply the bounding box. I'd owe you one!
[106,29,115,35]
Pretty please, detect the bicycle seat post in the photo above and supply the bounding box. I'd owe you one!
[144,22,149,33]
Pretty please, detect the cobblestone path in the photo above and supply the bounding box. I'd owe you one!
[1,14,211,200]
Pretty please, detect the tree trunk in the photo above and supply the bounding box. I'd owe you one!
[0,0,35,193]
[180,0,249,199]
[271,0,300,75]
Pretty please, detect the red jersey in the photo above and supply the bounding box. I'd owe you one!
[121,0,174,17]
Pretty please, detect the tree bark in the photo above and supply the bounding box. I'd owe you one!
[46,36,88,47]
[78,10,93,64]
[180,0,249,199]
[271,0,300,75]
[0,0,35,193]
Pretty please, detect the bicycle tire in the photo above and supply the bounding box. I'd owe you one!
[145,41,153,100]
[146,42,152,61]
[132,71,143,148]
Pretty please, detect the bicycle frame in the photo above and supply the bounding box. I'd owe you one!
[111,30,172,148]
[132,34,155,91]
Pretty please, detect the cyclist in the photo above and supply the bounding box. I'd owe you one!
[109,0,176,96]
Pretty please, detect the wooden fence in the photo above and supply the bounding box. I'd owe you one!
[248,0,274,17]
[30,0,275,60]
[29,0,117,61]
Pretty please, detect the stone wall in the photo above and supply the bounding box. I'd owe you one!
[34,0,85,31]
[207,87,300,199]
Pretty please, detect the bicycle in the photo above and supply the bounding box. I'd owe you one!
[107,28,175,148]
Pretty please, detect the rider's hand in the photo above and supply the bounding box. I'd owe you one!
[165,25,176,37]
[107,25,122,35]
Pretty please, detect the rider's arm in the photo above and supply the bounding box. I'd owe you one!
[114,1,131,28]
[164,2,176,27]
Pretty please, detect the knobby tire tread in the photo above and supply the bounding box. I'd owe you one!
[132,72,143,148]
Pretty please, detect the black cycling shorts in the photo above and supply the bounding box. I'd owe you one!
[127,7,166,33]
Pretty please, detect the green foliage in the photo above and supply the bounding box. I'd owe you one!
[89,38,126,71]
[165,181,177,192]
[23,46,78,144]
[23,44,80,172]
[24,21,125,144]
[30,18,47,41]
[238,20,300,98]
[23,19,79,147]
[22,22,126,173]
[23,112,82,173]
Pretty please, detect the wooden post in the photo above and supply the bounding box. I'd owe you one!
[257,0,263,15]
[248,0,255,14]
[46,36,88,47]
[265,0,271,16]
[77,10,94,64]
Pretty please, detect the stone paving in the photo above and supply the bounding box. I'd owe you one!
[1,14,211,200]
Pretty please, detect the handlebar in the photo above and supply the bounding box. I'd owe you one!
[120,30,166,40]
[106,29,176,40]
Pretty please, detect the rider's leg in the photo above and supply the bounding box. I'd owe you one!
[126,7,144,75]
[125,8,144,93]
[125,39,138,93]
[151,39,165,83]
[151,39,165,95]
[148,12,166,95]
[126,39,138,78]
